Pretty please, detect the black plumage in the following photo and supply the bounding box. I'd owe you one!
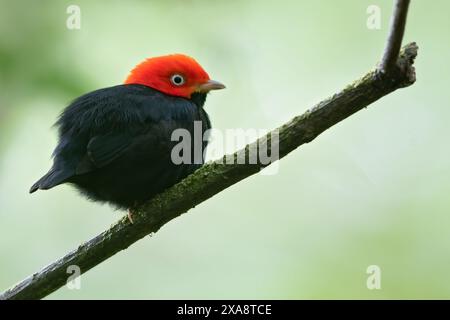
[30,84,210,209]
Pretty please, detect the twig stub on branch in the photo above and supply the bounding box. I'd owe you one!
[379,0,411,74]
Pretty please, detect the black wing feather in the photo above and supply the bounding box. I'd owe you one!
[87,134,132,168]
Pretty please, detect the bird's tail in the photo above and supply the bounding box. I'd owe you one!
[29,168,70,193]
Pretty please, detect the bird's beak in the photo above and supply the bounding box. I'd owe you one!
[197,80,226,93]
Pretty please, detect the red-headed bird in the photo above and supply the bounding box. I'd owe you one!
[30,54,225,217]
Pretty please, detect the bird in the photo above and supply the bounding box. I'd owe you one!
[30,54,225,221]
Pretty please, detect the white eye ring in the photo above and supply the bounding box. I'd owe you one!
[170,74,185,86]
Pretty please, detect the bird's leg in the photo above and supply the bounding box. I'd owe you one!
[127,209,135,224]
[127,202,140,224]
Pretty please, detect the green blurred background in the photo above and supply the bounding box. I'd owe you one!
[1,0,449,299]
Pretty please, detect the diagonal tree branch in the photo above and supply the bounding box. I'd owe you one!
[1,2,416,300]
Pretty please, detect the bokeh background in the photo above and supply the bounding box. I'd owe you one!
[1,0,449,299]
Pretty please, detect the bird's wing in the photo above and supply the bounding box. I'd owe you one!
[75,130,156,175]
[87,133,133,168]
[31,84,198,192]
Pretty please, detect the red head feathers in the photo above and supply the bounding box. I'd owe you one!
[124,54,225,99]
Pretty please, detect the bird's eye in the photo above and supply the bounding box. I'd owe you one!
[170,74,185,86]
